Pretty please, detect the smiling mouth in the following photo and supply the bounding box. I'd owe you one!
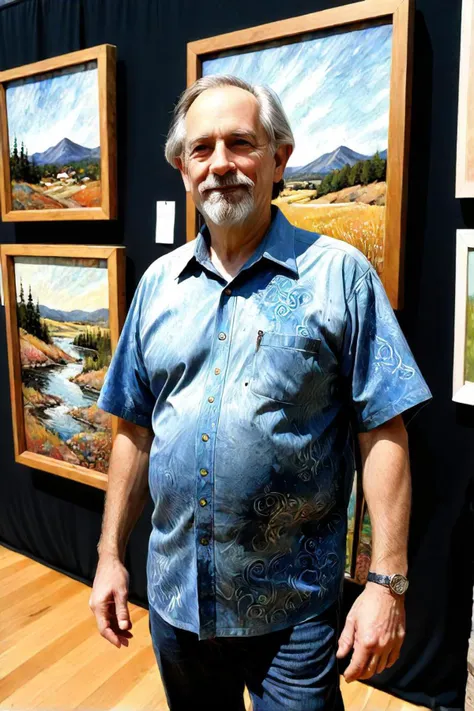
[205,185,245,194]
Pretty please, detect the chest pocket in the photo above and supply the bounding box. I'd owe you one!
[250,332,323,406]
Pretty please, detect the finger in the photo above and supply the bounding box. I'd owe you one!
[94,603,125,648]
[97,612,121,648]
[336,617,355,659]
[359,654,380,680]
[114,589,132,631]
[386,645,401,669]
[344,644,372,682]
[376,648,392,675]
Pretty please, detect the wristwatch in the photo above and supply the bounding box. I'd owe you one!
[367,572,409,595]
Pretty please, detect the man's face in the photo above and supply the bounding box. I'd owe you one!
[176,86,291,227]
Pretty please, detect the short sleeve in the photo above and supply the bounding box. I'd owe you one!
[340,266,432,432]
[97,278,155,428]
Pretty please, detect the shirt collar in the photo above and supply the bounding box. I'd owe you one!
[173,206,298,281]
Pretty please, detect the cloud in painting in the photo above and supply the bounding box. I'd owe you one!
[6,64,100,156]
[203,24,392,168]
[14,258,108,312]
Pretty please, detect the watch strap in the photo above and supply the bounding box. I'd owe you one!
[367,572,391,586]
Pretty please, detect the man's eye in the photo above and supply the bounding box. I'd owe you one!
[193,145,207,153]
[234,139,250,146]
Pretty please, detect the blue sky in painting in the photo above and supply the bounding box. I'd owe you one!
[6,64,99,155]
[203,24,392,168]
[14,257,108,313]
[469,250,474,298]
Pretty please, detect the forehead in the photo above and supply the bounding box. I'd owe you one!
[185,86,264,141]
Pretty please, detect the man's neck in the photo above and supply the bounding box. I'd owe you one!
[205,206,272,281]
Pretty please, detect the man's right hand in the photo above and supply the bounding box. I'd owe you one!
[89,555,133,648]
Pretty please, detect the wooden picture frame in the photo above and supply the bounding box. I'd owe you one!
[453,230,474,405]
[0,244,125,489]
[186,0,414,310]
[456,0,474,198]
[0,44,117,221]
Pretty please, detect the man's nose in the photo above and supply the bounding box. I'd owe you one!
[209,141,236,176]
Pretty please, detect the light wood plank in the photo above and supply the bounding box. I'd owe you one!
[1,614,148,709]
[77,645,157,709]
[0,577,79,640]
[0,568,62,606]
[0,559,54,601]
[0,585,89,666]
[0,556,32,579]
[109,665,168,711]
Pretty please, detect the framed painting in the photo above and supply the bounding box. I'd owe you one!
[187,0,414,309]
[456,0,474,198]
[344,471,372,585]
[0,44,116,221]
[0,244,125,489]
[453,230,474,405]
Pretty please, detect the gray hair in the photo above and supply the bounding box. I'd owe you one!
[164,74,295,169]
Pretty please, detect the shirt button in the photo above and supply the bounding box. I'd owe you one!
[201,434,209,442]
[199,498,208,507]
[218,332,227,341]
[214,368,221,375]
[224,288,232,296]
[200,468,208,477]
[200,537,209,546]
[208,396,215,403]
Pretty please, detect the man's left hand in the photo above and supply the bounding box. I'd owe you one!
[336,582,406,682]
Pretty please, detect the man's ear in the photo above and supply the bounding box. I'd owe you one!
[273,144,293,183]
[175,156,191,192]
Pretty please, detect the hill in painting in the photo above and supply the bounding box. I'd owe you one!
[31,137,100,166]
[285,145,388,180]
[39,306,108,324]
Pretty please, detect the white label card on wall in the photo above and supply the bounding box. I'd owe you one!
[155,201,175,244]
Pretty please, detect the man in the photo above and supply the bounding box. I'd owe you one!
[89,75,432,710]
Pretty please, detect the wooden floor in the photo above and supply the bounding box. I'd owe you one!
[0,545,428,710]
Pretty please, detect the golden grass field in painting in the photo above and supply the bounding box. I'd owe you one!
[276,201,385,274]
[466,298,474,382]
[43,319,110,338]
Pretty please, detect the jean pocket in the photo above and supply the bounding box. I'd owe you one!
[250,332,323,405]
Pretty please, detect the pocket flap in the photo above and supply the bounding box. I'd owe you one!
[260,332,321,355]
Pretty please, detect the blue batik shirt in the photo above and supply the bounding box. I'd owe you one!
[98,206,432,641]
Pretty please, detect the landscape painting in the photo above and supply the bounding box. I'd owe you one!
[203,23,392,275]
[453,232,474,405]
[14,256,112,474]
[466,249,474,383]
[345,476,358,578]
[5,61,101,211]
[354,504,372,586]
[456,0,474,197]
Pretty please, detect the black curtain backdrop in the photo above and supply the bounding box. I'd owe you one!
[0,1,472,708]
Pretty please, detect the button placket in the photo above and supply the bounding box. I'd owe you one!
[194,286,236,638]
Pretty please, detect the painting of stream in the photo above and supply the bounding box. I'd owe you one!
[14,256,112,473]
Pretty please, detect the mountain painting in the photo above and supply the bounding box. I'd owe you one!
[5,61,101,210]
[14,256,112,473]
[203,23,393,274]
[466,249,474,383]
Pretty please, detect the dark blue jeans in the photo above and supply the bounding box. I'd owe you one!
[148,599,345,711]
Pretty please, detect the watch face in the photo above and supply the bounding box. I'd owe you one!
[390,574,409,595]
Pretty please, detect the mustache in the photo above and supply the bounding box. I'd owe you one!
[198,172,255,195]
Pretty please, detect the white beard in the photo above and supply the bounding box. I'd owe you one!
[197,172,256,226]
